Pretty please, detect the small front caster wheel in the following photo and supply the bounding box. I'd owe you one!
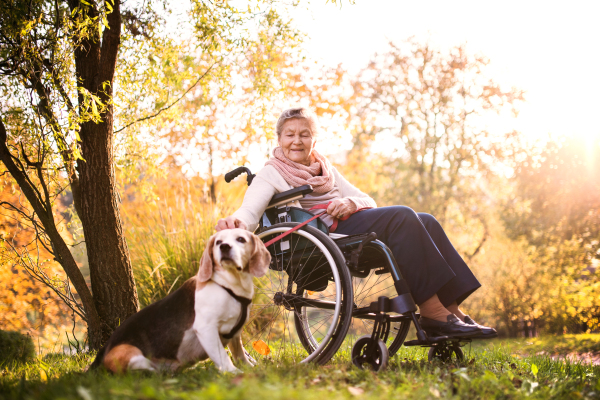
[351,335,389,372]
[427,343,464,363]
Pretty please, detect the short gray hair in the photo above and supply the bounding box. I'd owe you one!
[275,108,319,138]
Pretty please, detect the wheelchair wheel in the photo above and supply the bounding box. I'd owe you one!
[351,335,389,372]
[428,343,464,363]
[243,223,353,365]
[350,268,411,357]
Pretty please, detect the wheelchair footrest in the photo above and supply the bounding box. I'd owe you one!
[404,336,475,347]
[403,336,450,346]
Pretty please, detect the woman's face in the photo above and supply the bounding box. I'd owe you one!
[278,118,316,166]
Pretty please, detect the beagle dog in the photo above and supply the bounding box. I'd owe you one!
[89,229,271,373]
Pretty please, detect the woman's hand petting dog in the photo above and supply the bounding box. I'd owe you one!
[216,216,248,231]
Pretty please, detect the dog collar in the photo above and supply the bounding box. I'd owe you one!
[218,285,253,339]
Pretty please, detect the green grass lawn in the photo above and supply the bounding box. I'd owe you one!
[1,335,599,400]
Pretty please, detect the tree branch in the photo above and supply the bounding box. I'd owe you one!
[114,63,215,133]
[99,0,122,86]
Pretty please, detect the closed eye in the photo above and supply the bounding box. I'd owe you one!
[236,237,246,243]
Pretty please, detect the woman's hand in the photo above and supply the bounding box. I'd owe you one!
[216,216,248,231]
[326,198,357,219]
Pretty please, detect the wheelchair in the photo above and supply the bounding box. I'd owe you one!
[226,167,474,371]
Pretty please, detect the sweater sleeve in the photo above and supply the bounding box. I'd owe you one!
[333,167,377,210]
[231,170,278,232]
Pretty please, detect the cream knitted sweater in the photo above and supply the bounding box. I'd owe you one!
[231,165,377,231]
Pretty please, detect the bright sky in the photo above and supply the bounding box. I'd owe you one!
[291,0,600,144]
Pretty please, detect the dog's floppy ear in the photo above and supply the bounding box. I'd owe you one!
[198,234,216,282]
[249,234,271,278]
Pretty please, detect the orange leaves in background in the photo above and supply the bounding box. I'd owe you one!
[0,178,71,349]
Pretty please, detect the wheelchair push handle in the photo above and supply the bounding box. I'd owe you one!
[225,166,255,186]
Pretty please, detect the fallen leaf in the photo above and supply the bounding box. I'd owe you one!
[348,386,364,396]
[531,363,538,378]
[77,386,93,400]
[39,368,47,382]
[429,387,440,397]
[512,377,523,388]
[231,375,244,386]
[252,340,271,356]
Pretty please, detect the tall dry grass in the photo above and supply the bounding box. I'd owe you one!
[122,171,246,307]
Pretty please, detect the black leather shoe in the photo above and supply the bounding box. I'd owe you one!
[419,314,483,338]
[463,316,498,338]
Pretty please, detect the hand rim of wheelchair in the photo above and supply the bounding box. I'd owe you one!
[351,335,389,371]
[254,224,350,364]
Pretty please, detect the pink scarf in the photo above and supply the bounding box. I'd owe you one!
[265,147,335,194]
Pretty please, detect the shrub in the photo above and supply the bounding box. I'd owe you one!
[0,330,35,364]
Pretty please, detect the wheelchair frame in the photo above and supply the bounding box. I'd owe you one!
[225,166,474,370]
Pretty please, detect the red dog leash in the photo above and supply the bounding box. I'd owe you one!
[263,207,327,247]
[262,202,372,247]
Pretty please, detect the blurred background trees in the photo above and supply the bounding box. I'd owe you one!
[1,1,598,352]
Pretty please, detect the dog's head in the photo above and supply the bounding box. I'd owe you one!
[198,229,271,282]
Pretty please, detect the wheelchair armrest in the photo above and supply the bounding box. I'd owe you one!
[267,185,313,209]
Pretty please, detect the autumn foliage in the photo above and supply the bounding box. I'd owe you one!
[0,178,74,349]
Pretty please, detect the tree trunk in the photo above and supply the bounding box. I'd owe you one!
[69,0,138,345]
[76,116,138,344]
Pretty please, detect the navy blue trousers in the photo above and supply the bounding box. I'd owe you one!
[336,206,481,306]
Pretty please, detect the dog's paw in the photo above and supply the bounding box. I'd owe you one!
[243,350,257,366]
[221,367,242,374]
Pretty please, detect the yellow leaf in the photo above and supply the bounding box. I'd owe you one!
[252,340,270,356]
[307,291,315,295]
[39,368,47,382]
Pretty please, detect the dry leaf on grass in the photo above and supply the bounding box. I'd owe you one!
[348,386,364,396]
[231,375,244,386]
[252,340,271,355]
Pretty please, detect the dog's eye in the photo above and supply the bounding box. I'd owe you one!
[236,237,246,243]
[216,240,222,245]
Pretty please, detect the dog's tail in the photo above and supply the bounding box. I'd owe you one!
[88,345,107,371]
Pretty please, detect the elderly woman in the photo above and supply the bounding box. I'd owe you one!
[217,108,496,338]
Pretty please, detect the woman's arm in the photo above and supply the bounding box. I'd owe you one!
[333,167,377,209]
[217,166,290,231]
[324,168,377,219]
[226,175,277,231]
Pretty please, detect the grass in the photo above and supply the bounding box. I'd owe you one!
[1,335,599,400]
[474,334,600,357]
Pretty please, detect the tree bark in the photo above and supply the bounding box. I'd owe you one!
[68,0,139,345]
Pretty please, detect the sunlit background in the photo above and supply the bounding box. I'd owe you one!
[295,1,600,139]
